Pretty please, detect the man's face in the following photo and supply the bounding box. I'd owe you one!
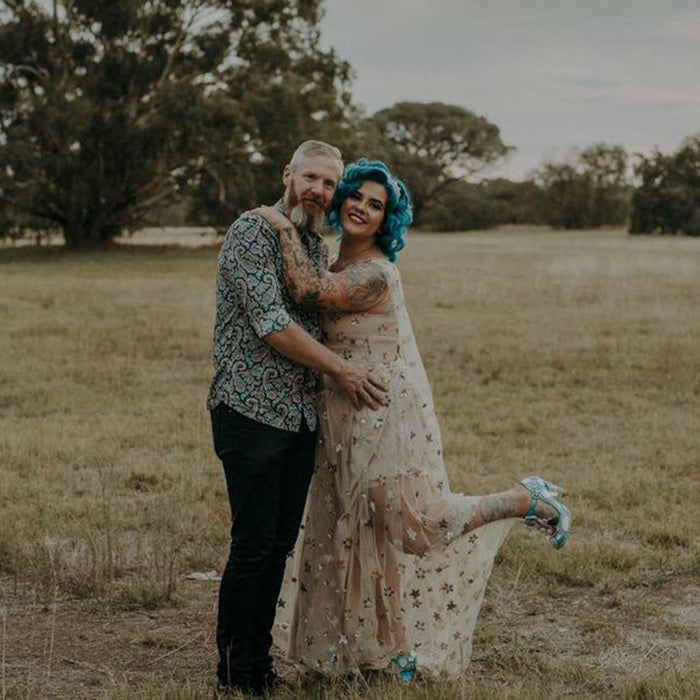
[283,154,342,234]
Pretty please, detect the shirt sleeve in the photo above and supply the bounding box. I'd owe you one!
[219,215,293,338]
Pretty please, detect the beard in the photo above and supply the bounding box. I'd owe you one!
[285,190,328,236]
[289,203,327,236]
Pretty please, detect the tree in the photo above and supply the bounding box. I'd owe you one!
[535,161,595,229]
[580,143,630,226]
[370,102,512,222]
[630,136,700,236]
[535,144,631,229]
[0,0,354,248]
[182,3,357,229]
[420,178,544,231]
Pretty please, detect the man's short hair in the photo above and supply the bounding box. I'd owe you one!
[289,140,343,172]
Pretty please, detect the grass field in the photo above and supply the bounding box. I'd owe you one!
[1,227,699,698]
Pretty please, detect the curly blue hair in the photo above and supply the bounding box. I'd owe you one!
[328,159,413,262]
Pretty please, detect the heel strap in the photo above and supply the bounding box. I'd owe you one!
[525,482,541,518]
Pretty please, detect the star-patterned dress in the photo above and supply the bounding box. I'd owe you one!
[273,258,513,677]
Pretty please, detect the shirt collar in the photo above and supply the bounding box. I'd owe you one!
[274,198,288,216]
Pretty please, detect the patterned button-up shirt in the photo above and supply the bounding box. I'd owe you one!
[207,201,328,432]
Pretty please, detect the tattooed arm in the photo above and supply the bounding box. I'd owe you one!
[279,227,389,314]
[250,206,389,313]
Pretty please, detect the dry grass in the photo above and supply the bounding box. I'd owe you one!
[1,227,699,698]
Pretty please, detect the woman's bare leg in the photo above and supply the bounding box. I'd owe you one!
[464,486,557,533]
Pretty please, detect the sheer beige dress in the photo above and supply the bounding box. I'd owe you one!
[273,258,513,677]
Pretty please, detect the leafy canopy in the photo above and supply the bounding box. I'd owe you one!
[370,101,512,220]
[0,0,353,247]
[535,144,631,229]
[630,136,700,236]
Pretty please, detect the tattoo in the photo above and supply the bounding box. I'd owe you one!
[278,225,389,313]
[473,494,517,531]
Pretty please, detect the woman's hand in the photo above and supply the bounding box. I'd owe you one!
[247,206,292,233]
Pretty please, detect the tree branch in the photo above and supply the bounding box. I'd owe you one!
[11,64,50,84]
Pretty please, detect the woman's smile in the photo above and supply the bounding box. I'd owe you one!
[340,180,388,238]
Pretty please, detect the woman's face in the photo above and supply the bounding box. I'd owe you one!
[340,180,388,241]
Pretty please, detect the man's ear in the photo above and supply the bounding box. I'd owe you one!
[282,165,292,188]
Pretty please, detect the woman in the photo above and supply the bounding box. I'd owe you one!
[254,160,571,680]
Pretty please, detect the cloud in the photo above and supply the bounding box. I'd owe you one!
[568,76,621,89]
[665,10,700,40]
[321,0,700,180]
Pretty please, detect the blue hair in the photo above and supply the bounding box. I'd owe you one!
[328,159,413,262]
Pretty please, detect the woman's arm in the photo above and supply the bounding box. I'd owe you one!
[252,206,389,313]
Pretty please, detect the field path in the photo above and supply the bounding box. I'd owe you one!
[3,573,699,698]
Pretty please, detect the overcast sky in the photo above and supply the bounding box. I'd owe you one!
[320,0,700,180]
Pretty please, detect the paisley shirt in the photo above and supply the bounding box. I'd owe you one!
[207,201,328,432]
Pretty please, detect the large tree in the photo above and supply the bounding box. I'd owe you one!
[0,0,354,247]
[182,2,357,229]
[370,102,512,221]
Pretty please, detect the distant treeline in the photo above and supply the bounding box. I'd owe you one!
[1,1,698,248]
[423,139,700,236]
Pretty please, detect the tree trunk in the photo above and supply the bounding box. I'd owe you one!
[62,222,116,250]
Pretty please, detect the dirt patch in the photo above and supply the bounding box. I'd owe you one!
[2,576,217,698]
[3,574,699,698]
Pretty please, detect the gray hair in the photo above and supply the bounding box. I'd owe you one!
[289,140,343,171]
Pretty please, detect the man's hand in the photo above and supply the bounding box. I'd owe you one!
[264,321,389,411]
[333,361,389,410]
[247,206,291,233]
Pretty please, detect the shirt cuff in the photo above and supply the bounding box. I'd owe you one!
[251,307,294,338]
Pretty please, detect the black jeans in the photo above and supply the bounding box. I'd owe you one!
[210,403,316,687]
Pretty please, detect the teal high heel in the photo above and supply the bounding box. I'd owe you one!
[525,476,566,500]
[392,651,417,683]
[520,476,571,550]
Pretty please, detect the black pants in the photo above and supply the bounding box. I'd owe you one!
[210,403,316,687]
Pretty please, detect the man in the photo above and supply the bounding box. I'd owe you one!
[207,140,387,695]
